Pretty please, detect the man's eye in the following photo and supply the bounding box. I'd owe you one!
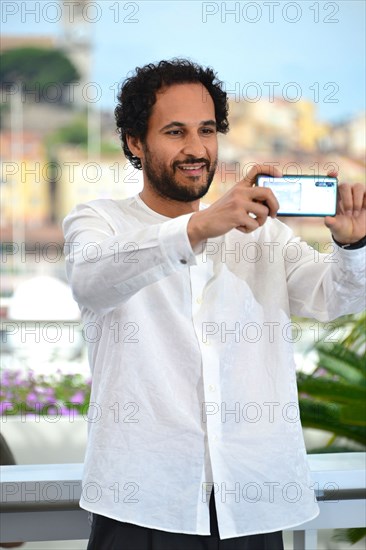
[166,130,182,136]
[201,128,215,134]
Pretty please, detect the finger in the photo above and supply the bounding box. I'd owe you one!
[324,214,342,229]
[324,215,336,227]
[248,187,279,217]
[242,200,270,227]
[235,215,260,233]
[241,164,282,188]
[352,183,366,216]
[337,183,353,216]
[236,226,257,234]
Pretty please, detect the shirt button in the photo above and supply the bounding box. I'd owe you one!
[196,297,202,304]
[208,384,216,392]
[180,259,187,264]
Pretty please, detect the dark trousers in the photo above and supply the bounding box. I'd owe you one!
[86,492,284,550]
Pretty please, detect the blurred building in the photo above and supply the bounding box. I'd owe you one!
[58,0,93,107]
[0,36,55,52]
[225,98,330,160]
[55,146,142,221]
[0,131,51,227]
[331,114,366,160]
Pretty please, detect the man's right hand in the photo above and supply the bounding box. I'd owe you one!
[187,164,281,249]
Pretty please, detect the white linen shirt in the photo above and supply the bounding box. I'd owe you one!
[63,194,365,539]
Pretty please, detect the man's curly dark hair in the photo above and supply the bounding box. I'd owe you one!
[115,58,229,169]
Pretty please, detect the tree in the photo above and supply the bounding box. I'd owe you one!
[49,113,89,146]
[0,47,80,104]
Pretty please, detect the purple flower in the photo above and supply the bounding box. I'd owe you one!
[0,401,20,415]
[70,391,85,404]
[0,367,90,417]
[63,406,80,417]
[44,406,60,416]
[36,387,56,402]
[13,371,24,386]
[1,372,10,387]
[26,392,38,404]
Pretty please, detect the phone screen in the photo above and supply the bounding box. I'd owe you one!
[256,175,338,216]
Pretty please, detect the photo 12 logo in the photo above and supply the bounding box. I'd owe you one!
[1,1,140,24]
[221,81,339,104]
[201,2,340,24]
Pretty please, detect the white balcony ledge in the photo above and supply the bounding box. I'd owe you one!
[1,453,365,549]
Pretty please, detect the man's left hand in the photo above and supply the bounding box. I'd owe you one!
[324,181,366,245]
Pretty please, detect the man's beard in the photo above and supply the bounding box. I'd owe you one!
[141,145,217,202]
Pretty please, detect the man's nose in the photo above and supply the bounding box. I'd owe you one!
[181,133,206,158]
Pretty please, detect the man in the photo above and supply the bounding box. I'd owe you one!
[63,59,365,549]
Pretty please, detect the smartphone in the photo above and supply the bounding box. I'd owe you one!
[255,174,338,217]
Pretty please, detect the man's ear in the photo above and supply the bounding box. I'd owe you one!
[126,134,144,161]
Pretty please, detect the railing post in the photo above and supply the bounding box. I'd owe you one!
[293,529,318,550]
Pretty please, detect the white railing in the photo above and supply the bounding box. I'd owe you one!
[0,453,365,550]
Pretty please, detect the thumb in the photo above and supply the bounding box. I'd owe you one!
[324,216,337,228]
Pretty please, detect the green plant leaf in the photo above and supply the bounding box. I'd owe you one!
[297,374,366,405]
[333,527,366,544]
[341,313,366,353]
[297,313,366,452]
[299,400,366,445]
[307,445,361,454]
[315,346,365,384]
[340,404,366,426]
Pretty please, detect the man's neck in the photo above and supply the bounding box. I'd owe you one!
[139,187,200,218]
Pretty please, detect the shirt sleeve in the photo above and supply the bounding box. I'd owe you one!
[63,203,198,315]
[284,233,366,321]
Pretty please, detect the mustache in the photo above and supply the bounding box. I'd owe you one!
[173,158,211,169]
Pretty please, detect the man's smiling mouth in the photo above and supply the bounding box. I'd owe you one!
[176,162,208,175]
[179,163,206,172]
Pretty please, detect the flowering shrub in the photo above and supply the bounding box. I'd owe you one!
[0,368,91,417]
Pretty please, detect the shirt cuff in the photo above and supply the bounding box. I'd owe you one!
[333,235,366,250]
[158,213,198,269]
[332,241,366,270]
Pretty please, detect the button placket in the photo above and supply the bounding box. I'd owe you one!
[189,258,222,449]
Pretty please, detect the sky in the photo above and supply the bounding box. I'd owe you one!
[2,0,365,123]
